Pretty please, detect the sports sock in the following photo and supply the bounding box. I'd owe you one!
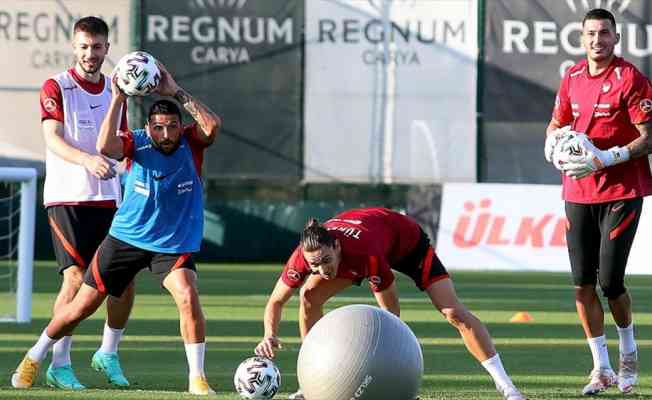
[587,335,612,371]
[98,323,124,354]
[616,323,637,355]
[481,353,515,392]
[185,342,206,378]
[51,335,73,367]
[27,330,58,363]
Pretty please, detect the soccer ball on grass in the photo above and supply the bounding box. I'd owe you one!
[234,356,281,399]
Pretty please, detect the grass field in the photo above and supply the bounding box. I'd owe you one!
[1,262,652,399]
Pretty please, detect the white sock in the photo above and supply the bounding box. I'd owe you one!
[27,330,58,363]
[587,335,612,371]
[481,354,515,391]
[616,323,637,355]
[98,323,124,354]
[51,335,73,367]
[184,342,206,378]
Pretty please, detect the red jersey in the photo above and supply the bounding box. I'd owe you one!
[553,57,652,203]
[281,207,422,292]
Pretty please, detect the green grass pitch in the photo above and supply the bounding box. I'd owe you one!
[1,262,652,399]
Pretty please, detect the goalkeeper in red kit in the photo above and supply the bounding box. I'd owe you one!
[545,8,652,396]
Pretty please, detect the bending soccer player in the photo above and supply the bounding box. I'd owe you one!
[12,61,222,395]
[545,8,652,396]
[255,207,526,400]
[25,16,134,390]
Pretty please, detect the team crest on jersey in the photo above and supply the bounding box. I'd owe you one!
[369,275,381,289]
[602,81,611,93]
[287,269,301,282]
[43,97,57,113]
[640,98,652,113]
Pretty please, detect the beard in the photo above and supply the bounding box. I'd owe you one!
[152,139,180,155]
[77,58,103,74]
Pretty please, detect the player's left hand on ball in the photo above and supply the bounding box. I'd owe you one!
[153,61,179,97]
[255,336,282,359]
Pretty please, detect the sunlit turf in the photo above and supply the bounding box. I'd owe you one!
[1,262,652,399]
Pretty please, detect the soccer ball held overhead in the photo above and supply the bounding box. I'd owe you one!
[113,51,161,96]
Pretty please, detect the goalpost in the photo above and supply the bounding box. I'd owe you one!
[0,167,36,323]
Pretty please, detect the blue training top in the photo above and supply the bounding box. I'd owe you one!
[110,129,204,253]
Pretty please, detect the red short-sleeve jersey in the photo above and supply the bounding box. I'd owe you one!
[553,57,652,203]
[40,68,128,131]
[280,207,422,292]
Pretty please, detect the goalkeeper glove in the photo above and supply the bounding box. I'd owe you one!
[544,125,573,163]
[561,134,630,179]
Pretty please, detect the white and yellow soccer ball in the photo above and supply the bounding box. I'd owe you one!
[113,51,161,96]
[234,357,281,400]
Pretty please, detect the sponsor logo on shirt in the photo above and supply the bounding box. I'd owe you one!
[326,226,362,239]
[177,180,193,195]
[329,218,362,225]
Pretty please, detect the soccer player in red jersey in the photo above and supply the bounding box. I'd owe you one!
[255,207,526,400]
[545,8,652,396]
[12,17,133,390]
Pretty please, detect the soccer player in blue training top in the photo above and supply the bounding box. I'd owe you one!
[12,61,222,395]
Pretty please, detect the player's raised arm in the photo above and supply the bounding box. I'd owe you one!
[155,62,221,145]
[97,75,127,160]
[255,277,295,358]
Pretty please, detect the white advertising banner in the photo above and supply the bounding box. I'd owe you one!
[304,0,477,183]
[0,1,131,165]
[437,183,652,274]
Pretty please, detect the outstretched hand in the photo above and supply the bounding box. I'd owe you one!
[255,336,282,359]
[154,61,180,97]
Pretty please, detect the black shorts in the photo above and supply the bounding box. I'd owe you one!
[393,228,449,291]
[47,205,116,273]
[84,235,196,297]
[565,198,643,299]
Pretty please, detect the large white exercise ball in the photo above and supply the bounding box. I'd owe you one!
[297,304,423,400]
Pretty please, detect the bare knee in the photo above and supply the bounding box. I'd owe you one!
[62,267,85,291]
[575,285,598,304]
[440,306,472,330]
